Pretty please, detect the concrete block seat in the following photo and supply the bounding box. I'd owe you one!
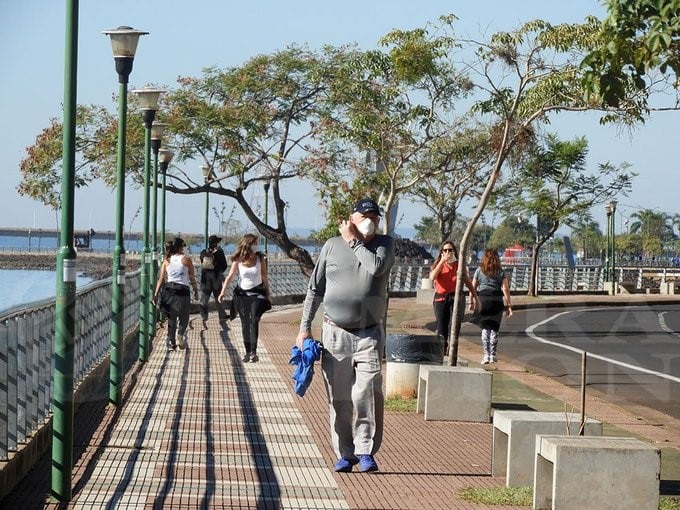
[492,410,603,487]
[533,435,660,510]
[417,365,491,422]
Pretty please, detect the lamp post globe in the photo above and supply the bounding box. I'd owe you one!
[131,87,164,362]
[102,25,148,406]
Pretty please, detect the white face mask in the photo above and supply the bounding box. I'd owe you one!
[357,218,376,236]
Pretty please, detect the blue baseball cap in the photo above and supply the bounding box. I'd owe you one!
[352,198,381,216]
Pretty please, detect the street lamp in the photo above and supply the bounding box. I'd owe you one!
[52,1,78,501]
[263,179,270,257]
[604,203,612,287]
[202,165,213,248]
[102,26,148,406]
[159,149,174,249]
[131,87,164,362]
[149,122,166,337]
[608,199,618,295]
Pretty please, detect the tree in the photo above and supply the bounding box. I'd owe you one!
[408,124,493,244]
[19,46,359,275]
[616,232,643,260]
[435,15,651,363]
[487,216,536,251]
[493,134,633,296]
[18,104,146,208]
[166,46,367,274]
[629,208,667,237]
[581,0,680,112]
[307,19,475,237]
[413,217,440,245]
[628,208,672,256]
[570,213,603,261]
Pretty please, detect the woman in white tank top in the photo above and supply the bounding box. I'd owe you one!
[218,233,271,362]
[153,238,198,350]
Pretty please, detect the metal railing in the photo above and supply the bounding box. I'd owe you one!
[0,271,140,460]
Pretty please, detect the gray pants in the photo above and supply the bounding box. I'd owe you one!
[321,321,384,460]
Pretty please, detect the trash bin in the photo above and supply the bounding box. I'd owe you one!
[385,334,443,398]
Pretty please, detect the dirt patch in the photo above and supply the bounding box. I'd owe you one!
[0,252,141,280]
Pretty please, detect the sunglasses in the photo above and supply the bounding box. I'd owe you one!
[442,248,454,252]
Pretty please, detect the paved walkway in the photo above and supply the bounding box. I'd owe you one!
[3,295,680,509]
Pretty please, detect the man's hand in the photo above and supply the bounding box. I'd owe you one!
[338,217,359,242]
[296,330,312,349]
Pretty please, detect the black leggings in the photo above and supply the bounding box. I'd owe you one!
[433,295,465,342]
[234,294,269,354]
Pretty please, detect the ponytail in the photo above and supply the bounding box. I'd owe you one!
[165,237,185,260]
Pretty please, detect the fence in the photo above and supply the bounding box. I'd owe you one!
[0,272,140,461]
[3,261,680,464]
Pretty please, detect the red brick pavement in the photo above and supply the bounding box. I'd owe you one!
[3,295,679,509]
[260,306,525,510]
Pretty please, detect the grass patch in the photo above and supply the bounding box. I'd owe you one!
[458,486,532,506]
[385,395,417,412]
[458,487,679,508]
[661,497,680,510]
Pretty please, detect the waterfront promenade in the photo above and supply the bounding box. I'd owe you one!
[2,295,680,508]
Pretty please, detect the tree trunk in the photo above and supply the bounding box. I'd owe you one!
[528,245,539,297]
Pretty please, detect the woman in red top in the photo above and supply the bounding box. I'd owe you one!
[429,241,478,352]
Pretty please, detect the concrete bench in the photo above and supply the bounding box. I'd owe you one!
[492,410,603,487]
[533,435,660,510]
[417,366,491,422]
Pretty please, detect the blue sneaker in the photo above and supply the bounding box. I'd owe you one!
[358,454,378,473]
[333,457,358,472]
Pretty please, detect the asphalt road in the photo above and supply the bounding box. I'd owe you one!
[461,304,680,420]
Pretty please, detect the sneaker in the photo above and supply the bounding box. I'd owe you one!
[242,353,251,363]
[167,341,176,351]
[250,353,259,363]
[177,333,186,350]
[489,355,497,363]
[481,354,490,364]
[358,455,378,473]
[333,457,358,473]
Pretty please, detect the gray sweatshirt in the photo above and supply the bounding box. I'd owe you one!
[300,234,395,331]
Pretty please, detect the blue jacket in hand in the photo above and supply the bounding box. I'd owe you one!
[289,338,322,397]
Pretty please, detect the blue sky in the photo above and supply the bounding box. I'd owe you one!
[2,1,675,238]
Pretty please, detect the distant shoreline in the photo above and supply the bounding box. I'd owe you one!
[0,252,141,280]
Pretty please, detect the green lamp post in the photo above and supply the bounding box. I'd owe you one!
[149,121,166,337]
[52,0,78,501]
[609,199,618,295]
[159,149,174,249]
[202,165,213,248]
[263,179,270,257]
[102,25,148,404]
[131,87,164,362]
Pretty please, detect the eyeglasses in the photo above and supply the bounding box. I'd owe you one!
[442,248,454,252]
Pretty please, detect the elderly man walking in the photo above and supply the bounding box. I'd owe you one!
[296,198,395,473]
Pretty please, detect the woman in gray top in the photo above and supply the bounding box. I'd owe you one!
[471,249,513,364]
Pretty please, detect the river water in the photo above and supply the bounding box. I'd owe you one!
[0,232,319,313]
[0,268,93,314]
